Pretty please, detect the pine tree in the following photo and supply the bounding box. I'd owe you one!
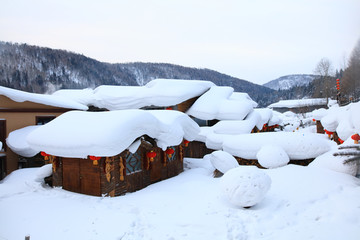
[333,146,360,164]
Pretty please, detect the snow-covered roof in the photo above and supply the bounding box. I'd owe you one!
[268,98,329,109]
[319,101,360,140]
[186,86,257,120]
[0,86,88,110]
[52,79,215,110]
[6,126,41,157]
[222,132,336,160]
[26,109,200,158]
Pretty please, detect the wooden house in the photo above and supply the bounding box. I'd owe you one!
[26,109,199,196]
[0,86,87,180]
[50,137,185,196]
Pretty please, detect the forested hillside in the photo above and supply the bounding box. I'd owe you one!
[0,42,277,107]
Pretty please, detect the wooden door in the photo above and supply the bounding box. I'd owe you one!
[0,120,6,151]
[62,158,81,193]
[150,148,162,183]
[80,159,101,196]
[62,158,101,196]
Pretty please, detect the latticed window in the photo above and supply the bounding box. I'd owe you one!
[166,146,177,162]
[125,151,142,174]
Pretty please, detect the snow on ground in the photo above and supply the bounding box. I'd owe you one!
[1,158,360,240]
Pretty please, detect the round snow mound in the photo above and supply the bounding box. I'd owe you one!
[220,166,271,208]
[256,144,290,169]
[207,150,239,174]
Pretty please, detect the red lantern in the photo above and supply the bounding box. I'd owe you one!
[336,78,340,82]
[147,151,157,162]
[41,151,49,157]
[312,118,316,122]
[41,151,50,160]
[351,134,360,144]
[324,129,334,138]
[165,148,175,158]
[89,155,101,165]
[183,140,190,147]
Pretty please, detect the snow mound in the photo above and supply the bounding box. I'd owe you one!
[220,166,271,207]
[35,164,53,182]
[205,150,239,174]
[256,145,290,169]
[6,126,41,157]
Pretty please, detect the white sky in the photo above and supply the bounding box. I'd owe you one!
[1,0,359,85]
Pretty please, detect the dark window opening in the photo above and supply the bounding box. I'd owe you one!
[0,120,6,151]
[36,116,56,125]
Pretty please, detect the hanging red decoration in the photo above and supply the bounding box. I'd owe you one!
[338,138,344,144]
[41,151,49,157]
[336,78,340,82]
[351,134,360,144]
[40,151,50,160]
[89,156,101,165]
[324,129,334,138]
[312,118,316,122]
[165,148,175,158]
[147,151,157,162]
[183,140,190,147]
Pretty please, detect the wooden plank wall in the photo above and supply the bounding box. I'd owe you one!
[184,141,214,159]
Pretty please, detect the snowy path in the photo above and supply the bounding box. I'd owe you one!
[1,159,360,240]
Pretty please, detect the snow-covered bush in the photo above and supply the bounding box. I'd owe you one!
[256,144,290,169]
[220,166,271,208]
[206,150,239,174]
[309,140,359,176]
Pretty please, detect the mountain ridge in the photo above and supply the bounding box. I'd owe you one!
[0,41,278,107]
[263,74,319,90]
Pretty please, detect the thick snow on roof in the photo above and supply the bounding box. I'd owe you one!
[187,86,256,120]
[52,88,95,106]
[6,126,41,157]
[52,79,214,110]
[222,132,336,160]
[268,98,329,108]
[319,101,360,140]
[0,86,88,110]
[26,110,199,158]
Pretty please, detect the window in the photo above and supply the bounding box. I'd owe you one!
[166,146,177,162]
[36,116,56,125]
[125,151,142,174]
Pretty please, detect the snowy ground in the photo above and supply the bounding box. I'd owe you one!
[1,158,360,240]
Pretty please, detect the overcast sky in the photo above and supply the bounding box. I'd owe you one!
[1,0,359,85]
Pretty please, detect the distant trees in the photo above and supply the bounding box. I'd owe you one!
[341,39,360,102]
[312,58,335,103]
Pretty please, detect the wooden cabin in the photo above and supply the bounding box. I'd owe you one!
[50,137,185,196]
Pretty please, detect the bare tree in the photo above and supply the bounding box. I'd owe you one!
[313,58,334,104]
[342,39,360,102]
